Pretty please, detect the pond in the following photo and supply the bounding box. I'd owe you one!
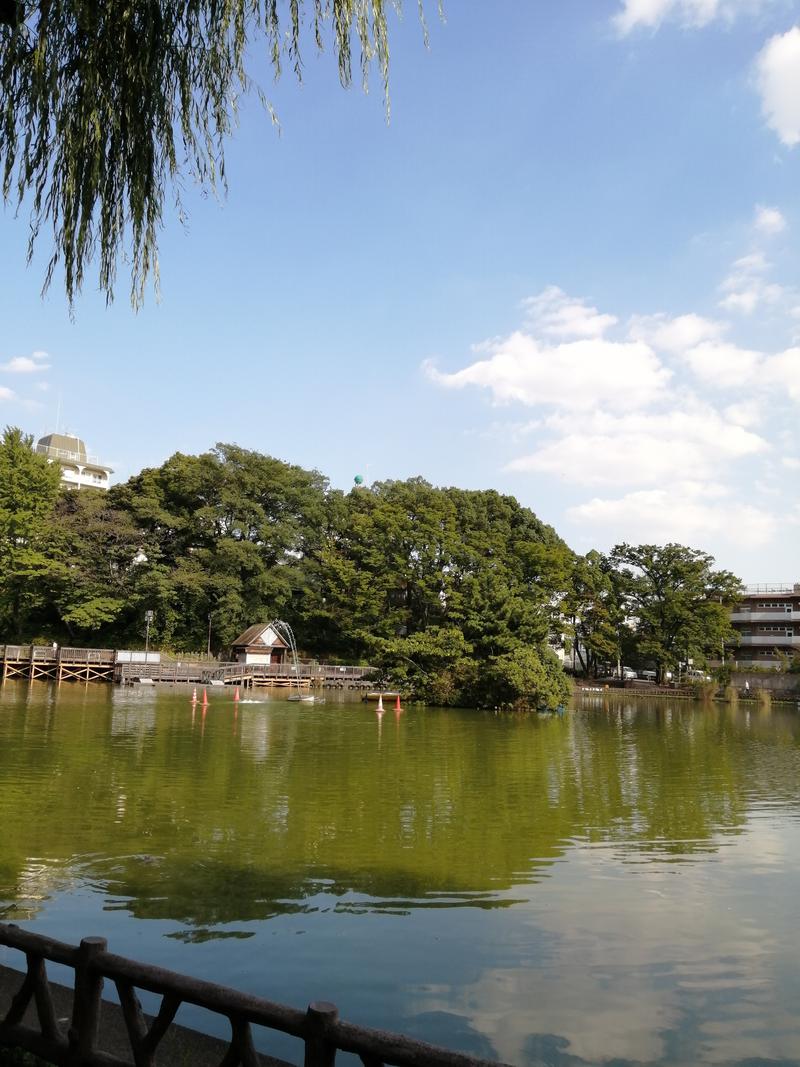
[1,682,800,1066]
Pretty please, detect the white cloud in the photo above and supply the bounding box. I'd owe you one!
[614,0,774,34]
[628,312,726,353]
[426,331,669,413]
[754,204,787,235]
[568,485,777,549]
[755,27,800,147]
[427,290,670,413]
[507,407,767,488]
[724,399,763,426]
[718,252,783,314]
[0,351,51,374]
[521,286,617,339]
[763,346,800,400]
[0,387,17,401]
[430,274,798,575]
[682,340,764,387]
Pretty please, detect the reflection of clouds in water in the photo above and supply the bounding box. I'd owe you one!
[238,711,270,761]
[409,819,800,1066]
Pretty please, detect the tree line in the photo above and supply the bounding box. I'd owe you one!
[0,428,743,707]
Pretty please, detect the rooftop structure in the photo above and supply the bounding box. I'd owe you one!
[35,432,113,491]
[230,623,290,665]
[729,584,800,669]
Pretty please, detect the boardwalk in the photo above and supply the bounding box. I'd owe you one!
[0,645,116,683]
[0,645,374,689]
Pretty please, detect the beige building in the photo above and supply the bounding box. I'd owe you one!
[729,584,800,668]
[35,432,113,491]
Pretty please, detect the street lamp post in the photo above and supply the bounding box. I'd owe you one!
[144,610,154,662]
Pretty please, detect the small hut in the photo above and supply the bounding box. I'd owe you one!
[230,623,290,665]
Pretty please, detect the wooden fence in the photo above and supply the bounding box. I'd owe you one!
[0,646,116,683]
[116,661,375,689]
[0,647,375,689]
[0,924,505,1067]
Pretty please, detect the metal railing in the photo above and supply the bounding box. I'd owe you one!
[60,648,116,664]
[744,583,800,594]
[0,924,506,1067]
[35,444,105,467]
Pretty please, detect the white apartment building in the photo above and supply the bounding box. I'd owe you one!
[35,432,113,491]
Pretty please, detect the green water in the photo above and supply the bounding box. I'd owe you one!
[1,683,800,1066]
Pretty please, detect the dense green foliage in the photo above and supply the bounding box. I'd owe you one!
[0,427,745,706]
[0,428,62,639]
[0,431,571,709]
[0,1,433,307]
[609,543,743,682]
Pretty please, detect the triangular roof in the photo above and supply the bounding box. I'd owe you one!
[230,623,289,649]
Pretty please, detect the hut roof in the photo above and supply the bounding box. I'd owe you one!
[37,433,88,459]
[230,623,289,649]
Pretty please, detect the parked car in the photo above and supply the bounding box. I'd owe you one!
[639,670,657,681]
[685,668,712,681]
[621,666,637,680]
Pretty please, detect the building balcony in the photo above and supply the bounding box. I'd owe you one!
[731,611,800,622]
[735,635,800,646]
[36,444,105,465]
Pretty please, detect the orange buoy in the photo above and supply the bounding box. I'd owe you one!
[234,687,240,703]
[394,694,402,712]
[202,688,208,706]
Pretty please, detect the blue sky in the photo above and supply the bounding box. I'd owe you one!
[2,0,800,582]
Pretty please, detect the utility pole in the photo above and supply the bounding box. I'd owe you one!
[144,610,154,661]
[207,613,212,658]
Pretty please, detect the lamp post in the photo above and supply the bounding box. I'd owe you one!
[144,610,154,662]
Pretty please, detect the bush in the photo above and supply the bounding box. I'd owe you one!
[464,646,571,711]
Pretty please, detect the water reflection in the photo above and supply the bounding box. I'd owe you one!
[1,683,800,1065]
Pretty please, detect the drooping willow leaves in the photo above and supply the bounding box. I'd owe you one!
[0,1,434,308]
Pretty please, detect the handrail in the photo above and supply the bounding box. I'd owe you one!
[743,583,800,594]
[0,924,507,1067]
[35,444,107,467]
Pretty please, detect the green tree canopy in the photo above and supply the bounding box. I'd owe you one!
[560,550,624,677]
[0,1,433,307]
[301,478,574,708]
[0,425,62,639]
[609,542,743,682]
[107,443,329,651]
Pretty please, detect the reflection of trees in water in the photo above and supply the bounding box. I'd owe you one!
[1,697,799,925]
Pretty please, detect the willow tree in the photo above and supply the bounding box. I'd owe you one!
[0,1,433,307]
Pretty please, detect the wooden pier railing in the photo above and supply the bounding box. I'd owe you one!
[0,924,505,1067]
[0,647,375,689]
[0,646,116,683]
[116,661,375,689]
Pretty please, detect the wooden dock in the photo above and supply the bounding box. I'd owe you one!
[0,645,116,683]
[0,645,374,689]
[116,660,374,689]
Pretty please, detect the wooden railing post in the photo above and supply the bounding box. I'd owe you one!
[69,936,107,1059]
[304,1001,338,1067]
